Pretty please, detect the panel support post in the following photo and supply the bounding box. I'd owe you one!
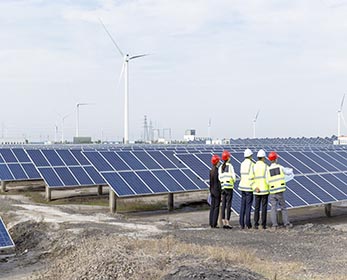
[1,181,7,192]
[97,185,103,196]
[168,193,174,211]
[45,186,51,201]
[325,203,332,217]
[110,189,117,213]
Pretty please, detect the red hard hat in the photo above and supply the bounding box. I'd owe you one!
[268,151,278,161]
[211,154,220,165]
[221,150,231,161]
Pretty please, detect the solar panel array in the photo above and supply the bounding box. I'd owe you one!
[83,150,208,197]
[0,217,14,249]
[176,149,347,214]
[25,149,105,188]
[0,148,41,181]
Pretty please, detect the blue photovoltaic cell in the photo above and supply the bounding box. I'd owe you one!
[40,168,64,187]
[308,152,338,172]
[137,171,168,193]
[12,148,31,162]
[54,167,79,186]
[321,152,347,171]
[21,163,41,179]
[83,152,113,172]
[151,170,184,192]
[0,165,14,180]
[0,218,14,249]
[332,152,347,167]
[8,164,28,180]
[175,154,209,180]
[288,176,322,204]
[281,184,307,207]
[290,152,327,173]
[42,150,65,166]
[102,172,135,196]
[309,174,347,200]
[147,151,176,169]
[119,172,152,194]
[325,173,347,196]
[70,167,94,185]
[280,152,314,174]
[56,150,79,166]
[162,151,186,168]
[70,150,91,165]
[99,152,130,171]
[83,166,106,185]
[26,150,50,167]
[132,152,162,170]
[299,176,336,202]
[0,149,17,163]
[181,169,208,190]
[167,169,199,190]
[116,152,146,170]
[0,155,4,163]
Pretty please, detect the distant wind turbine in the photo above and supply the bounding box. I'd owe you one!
[337,94,346,137]
[99,18,148,144]
[253,110,260,139]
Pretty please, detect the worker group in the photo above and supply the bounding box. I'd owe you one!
[209,149,294,230]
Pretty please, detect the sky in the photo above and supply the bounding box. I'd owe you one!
[1,0,347,142]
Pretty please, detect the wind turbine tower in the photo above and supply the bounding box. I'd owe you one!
[253,110,260,139]
[99,19,148,144]
[338,94,346,137]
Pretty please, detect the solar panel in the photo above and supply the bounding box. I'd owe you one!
[0,148,41,181]
[83,150,208,197]
[26,149,106,188]
[177,149,347,215]
[0,217,14,249]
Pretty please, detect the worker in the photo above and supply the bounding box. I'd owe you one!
[267,151,294,229]
[253,149,269,229]
[209,154,221,228]
[218,150,236,229]
[238,148,255,229]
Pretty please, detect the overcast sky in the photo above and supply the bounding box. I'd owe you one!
[1,0,347,142]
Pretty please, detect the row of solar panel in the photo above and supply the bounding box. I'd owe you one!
[0,217,14,249]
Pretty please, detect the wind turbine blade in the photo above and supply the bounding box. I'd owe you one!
[254,110,260,122]
[129,54,149,60]
[340,94,346,111]
[99,18,124,57]
[116,61,125,89]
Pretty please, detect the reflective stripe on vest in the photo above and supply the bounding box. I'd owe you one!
[253,161,269,195]
[268,163,286,194]
[239,159,254,192]
[219,163,234,189]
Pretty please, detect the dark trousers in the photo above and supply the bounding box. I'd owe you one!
[254,194,269,228]
[209,193,221,227]
[221,189,233,220]
[239,191,253,228]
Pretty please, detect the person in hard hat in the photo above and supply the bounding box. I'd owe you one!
[253,149,269,229]
[209,154,222,228]
[218,150,236,229]
[238,148,255,229]
[267,151,294,230]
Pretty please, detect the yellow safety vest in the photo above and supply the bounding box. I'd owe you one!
[268,163,286,194]
[238,158,254,192]
[218,162,235,189]
[253,161,269,195]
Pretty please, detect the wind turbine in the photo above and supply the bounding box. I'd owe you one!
[253,110,260,139]
[99,18,148,144]
[337,94,346,137]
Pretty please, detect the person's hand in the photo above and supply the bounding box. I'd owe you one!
[255,187,260,193]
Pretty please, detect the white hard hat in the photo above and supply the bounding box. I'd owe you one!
[257,149,266,158]
[244,148,253,158]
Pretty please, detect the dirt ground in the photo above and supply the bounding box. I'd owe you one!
[1,186,347,280]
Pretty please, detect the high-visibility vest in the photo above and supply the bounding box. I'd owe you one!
[218,162,235,189]
[238,158,254,192]
[253,161,269,195]
[268,163,286,194]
